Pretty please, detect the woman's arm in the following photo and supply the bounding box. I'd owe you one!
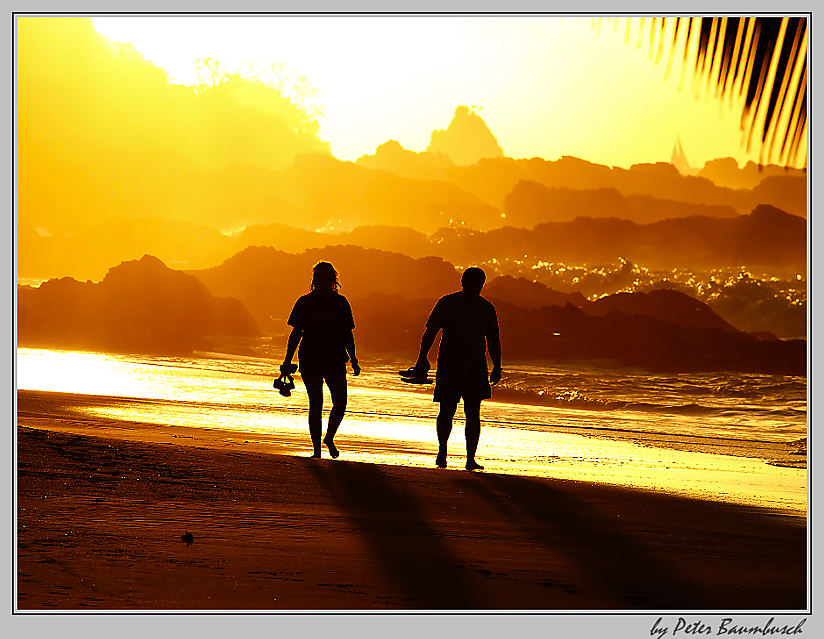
[282,327,302,371]
[487,309,502,384]
[488,330,502,384]
[344,330,360,376]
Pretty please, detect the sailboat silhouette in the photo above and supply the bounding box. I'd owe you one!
[670,135,691,173]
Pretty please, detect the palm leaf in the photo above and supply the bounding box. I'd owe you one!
[600,17,807,167]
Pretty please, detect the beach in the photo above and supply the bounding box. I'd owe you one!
[16,389,806,611]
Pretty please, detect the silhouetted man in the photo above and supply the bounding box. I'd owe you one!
[408,267,502,470]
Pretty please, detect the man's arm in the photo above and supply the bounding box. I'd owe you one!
[415,325,440,371]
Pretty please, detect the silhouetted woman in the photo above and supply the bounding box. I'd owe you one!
[281,262,360,458]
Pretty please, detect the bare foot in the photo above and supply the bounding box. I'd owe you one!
[309,451,321,459]
[465,460,484,471]
[323,438,340,459]
[436,450,447,468]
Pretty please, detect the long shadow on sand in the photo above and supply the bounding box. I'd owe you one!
[452,472,806,609]
[307,461,486,609]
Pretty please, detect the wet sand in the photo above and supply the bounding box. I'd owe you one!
[16,390,807,610]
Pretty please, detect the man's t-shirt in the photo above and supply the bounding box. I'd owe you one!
[426,291,499,378]
[288,291,355,367]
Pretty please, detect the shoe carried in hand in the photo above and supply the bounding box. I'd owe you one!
[399,362,433,384]
[273,363,297,396]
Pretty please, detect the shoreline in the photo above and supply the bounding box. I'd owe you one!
[17,388,807,515]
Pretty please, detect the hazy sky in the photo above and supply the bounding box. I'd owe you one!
[91,16,777,169]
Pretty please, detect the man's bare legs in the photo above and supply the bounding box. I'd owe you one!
[435,398,483,470]
[435,399,458,467]
[464,399,483,470]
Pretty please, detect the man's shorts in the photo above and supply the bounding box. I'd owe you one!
[433,369,491,404]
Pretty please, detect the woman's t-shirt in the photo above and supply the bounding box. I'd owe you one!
[288,291,355,367]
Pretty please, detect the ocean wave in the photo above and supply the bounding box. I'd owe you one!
[121,349,807,423]
[491,386,721,416]
[491,374,805,420]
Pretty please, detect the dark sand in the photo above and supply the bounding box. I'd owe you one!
[17,390,806,610]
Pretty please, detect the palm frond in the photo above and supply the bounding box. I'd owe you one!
[598,17,807,167]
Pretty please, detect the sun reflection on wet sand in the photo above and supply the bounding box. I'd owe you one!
[18,348,806,515]
[77,396,806,515]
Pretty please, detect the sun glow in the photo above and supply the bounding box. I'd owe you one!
[91,15,764,169]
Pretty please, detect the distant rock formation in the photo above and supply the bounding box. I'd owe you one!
[18,146,806,284]
[585,289,738,333]
[503,180,739,226]
[187,243,804,374]
[190,244,461,333]
[429,205,806,271]
[444,155,806,217]
[353,286,805,374]
[427,106,504,166]
[18,246,805,374]
[271,153,501,232]
[18,255,260,355]
[492,297,804,375]
[751,175,807,219]
[484,275,586,309]
[233,223,434,259]
[699,157,806,190]
[355,140,455,180]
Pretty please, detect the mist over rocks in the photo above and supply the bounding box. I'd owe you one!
[438,155,805,216]
[18,255,260,355]
[355,139,455,180]
[504,180,739,226]
[428,205,805,271]
[270,153,503,232]
[19,216,238,282]
[234,224,435,259]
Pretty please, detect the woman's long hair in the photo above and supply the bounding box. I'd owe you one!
[310,261,340,292]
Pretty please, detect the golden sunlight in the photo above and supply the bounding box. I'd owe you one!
[91,16,763,169]
[17,15,808,612]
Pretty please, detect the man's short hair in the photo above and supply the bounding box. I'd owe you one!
[461,267,486,289]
